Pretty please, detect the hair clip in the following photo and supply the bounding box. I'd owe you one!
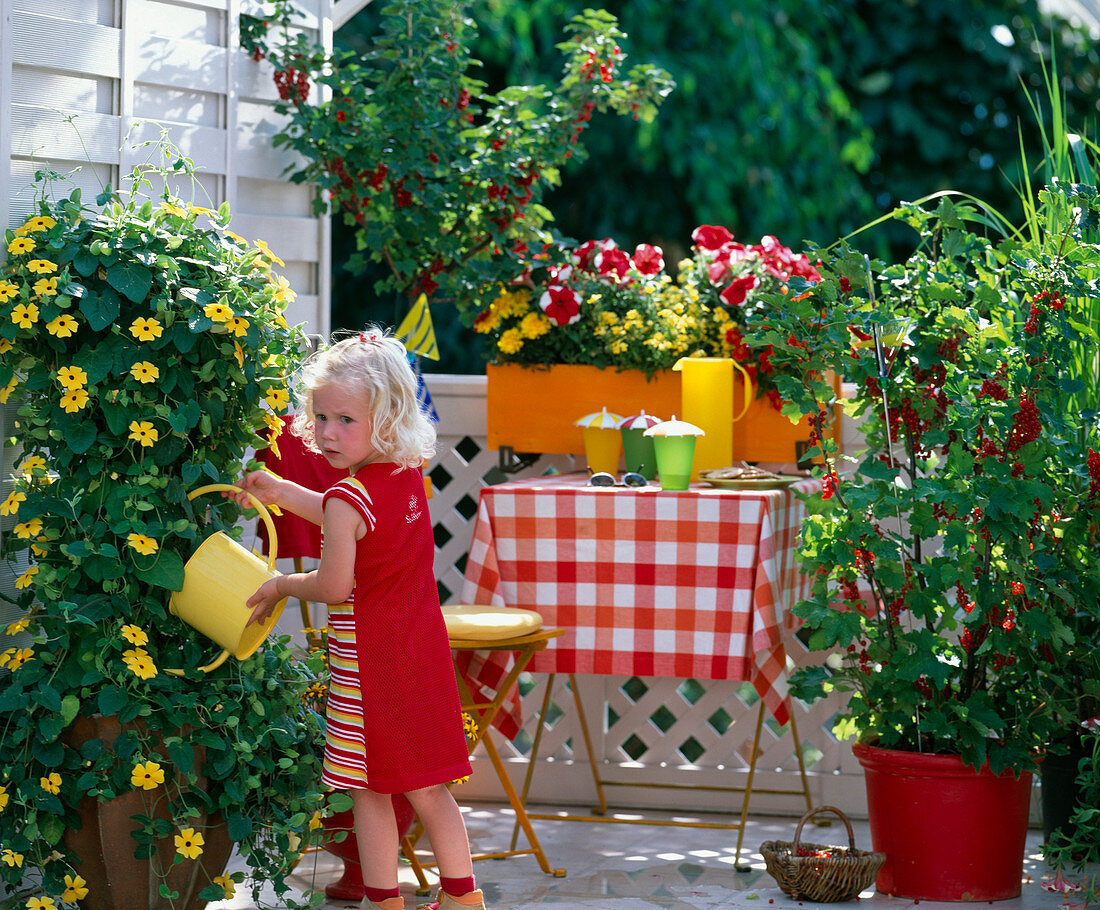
[359,330,383,344]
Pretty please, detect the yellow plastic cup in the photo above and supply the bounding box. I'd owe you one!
[167,483,287,674]
[582,426,622,475]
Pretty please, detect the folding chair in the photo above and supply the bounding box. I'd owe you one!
[398,604,567,892]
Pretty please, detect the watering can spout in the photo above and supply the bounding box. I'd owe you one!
[166,483,286,676]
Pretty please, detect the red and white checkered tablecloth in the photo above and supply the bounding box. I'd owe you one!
[457,473,820,739]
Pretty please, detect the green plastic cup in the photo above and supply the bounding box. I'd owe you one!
[652,436,697,490]
[620,427,657,480]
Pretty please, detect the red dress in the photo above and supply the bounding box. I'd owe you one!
[322,462,471,793]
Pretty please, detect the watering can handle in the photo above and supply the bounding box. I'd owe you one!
[186,483,280,570]
[732,361,753,423]
[163,484,280,677]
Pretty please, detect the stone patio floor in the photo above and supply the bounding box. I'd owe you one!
[207,802,1099,910]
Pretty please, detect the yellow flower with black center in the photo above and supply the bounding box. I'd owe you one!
[263,412,284,459]
[127,533,158,555]
[121,623,149,646]
[129,316,163,341]
[123,648,157,680]
[19,456,46,476]
[128,421,159,448]
[5,616,31,635]
[213,874,235,899]
[0,337,12,355]
[159,201,187,217]
[60,387,90,413]
[17,215,57,234]
[0,784,8,811]
[203,302,233,323]
[33,277,58,298]
[11,301,39,328]
[24,259,57,274]
[0,849,23,867]
[57,365,87,389]
[0,377,17,404]
[0,280,18,302]
[27,897,56,910]
[272,273,296,304]
[131,760,165,790]
[62,874,89,902]
[0,491,25,517]
[15,566,38,590]
[229,315,249,337]
[46,314,78,337]
[7,237,34,255]
[40,772,61,795]
[130,361,159,383]
[174,827,205,860]
[6,648,33,670]
[14,518,43,539]
[254,239,285,267]
[264,387,290,411]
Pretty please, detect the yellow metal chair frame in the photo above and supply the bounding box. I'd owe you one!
[401,626,568,894]
[513,673,815,870]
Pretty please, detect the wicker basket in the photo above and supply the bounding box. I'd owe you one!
[760,806,886,902]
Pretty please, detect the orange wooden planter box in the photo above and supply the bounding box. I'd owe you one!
[486,363,842,464]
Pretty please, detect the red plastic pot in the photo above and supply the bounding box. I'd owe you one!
[853,742,1033,901]
[321,794,418,900]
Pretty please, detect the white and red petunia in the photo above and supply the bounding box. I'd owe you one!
[631,243,664,276]
[720,274,759,307]
[539,284,582,326]
[691,224,734,251]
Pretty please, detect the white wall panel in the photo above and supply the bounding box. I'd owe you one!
[7,158,115,228]
[11,13,121,78]
[133,36,228,94]
[10,69,116,116]
[12,0,116,25]
[128,0,226,43]
[9,104,119,163]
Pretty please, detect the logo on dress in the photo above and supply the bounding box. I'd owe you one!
[406,493,422,523]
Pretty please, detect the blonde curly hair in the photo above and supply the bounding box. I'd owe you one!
[291,327,435,469]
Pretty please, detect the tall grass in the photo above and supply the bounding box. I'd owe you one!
[1014,52,1100,428]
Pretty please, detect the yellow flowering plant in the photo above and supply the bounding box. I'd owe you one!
[0,153,328,908]
[470,227,823,395]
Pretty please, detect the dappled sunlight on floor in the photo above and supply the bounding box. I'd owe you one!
[208,803,1099,910]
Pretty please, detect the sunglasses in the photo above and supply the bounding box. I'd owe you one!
[588,471,648,488]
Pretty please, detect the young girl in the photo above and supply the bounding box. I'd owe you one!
[237,329,485,910]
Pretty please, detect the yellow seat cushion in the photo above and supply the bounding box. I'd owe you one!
[442,604,543,641]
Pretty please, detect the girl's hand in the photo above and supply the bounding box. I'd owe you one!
[232,470,282,510]
[247,577,283,626]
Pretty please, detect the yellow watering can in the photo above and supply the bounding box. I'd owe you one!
[166,483,287,675]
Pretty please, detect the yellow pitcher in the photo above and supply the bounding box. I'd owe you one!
[167,483,287,674]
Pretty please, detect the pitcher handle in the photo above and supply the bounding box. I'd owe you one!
[187,483,279,570]
[732,360,754,423]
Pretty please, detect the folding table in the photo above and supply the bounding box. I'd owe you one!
[456,472,822,864]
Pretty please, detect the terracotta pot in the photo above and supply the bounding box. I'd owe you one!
[853,742,1033,901]
[62,716,233,910]
[485,363,841,465]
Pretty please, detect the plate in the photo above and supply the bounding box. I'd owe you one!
[700,474,801,491]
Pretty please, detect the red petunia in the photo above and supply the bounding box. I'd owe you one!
[720,274,758,307]
[631,243,664,276]
[691,224,734,251]
[539,284,581,326]
[595,246,632,282]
